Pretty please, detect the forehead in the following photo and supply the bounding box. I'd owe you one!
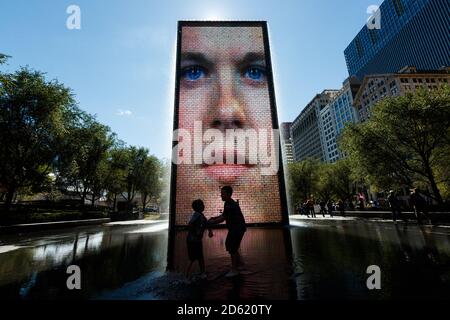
[181,26,265,55]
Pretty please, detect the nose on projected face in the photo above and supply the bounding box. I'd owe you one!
[172,22,287,227]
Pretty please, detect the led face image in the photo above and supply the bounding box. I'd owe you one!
[171,22,287,226]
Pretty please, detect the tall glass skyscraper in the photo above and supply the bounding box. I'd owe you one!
[344,0,450,80]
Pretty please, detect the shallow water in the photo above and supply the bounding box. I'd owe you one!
[0,218,449,299]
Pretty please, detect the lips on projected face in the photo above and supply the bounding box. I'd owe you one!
[201,147,256,183]
[204,163,251,184]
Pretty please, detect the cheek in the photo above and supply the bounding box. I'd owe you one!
[179,87,211,130]
[240,86,273,129]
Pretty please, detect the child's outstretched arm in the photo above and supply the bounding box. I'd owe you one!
[207,226,214,238]
[208,214,225,225]
[208,216,225,225]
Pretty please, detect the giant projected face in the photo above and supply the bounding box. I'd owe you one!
[171,22,287,227]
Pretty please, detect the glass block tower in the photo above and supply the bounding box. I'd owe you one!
[344,0,450,80]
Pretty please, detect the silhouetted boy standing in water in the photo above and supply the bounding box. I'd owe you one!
[209,186,247,277]
[186,199,213,279]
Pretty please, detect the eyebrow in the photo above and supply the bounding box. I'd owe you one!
[180,52,212,68]
[180,51,266,67]
[240,52,266,63]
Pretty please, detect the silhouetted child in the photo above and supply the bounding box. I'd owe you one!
[208,186,247,277]
[186,199,213,279]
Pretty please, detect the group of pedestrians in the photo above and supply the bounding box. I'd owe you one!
[296,199,345,218]
[387,188,433,224]
[295,188,434,224]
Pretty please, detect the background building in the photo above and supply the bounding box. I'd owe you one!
[291,90,339,162]
[353,66,450,122]
[344,0,450,80]
[319,77,361,163]
[280,122,294,164]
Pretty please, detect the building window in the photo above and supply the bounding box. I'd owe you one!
[355,37,364,58]
[392,0,404,17]
[369,28,377,45]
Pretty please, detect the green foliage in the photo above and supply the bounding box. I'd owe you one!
[340,85,450,204]
[315,162,334,201]
[288,158,355,208]
[103,146,163,210]
[0,67,76,208]
[137,155,162,210]
[288,159,319,205]
[327,159,353,201]
[56,113,115,205]
[0,53,10,65]
[1,59,165,215]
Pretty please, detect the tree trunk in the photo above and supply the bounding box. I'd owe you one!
[142,193,147,211]
[427,172,443,205]
[424,162,443,205]
[91,194,95,207]
[113,193,117,212]
[126,182,133,204]
[5,187,15,211]
[81,187,87,207]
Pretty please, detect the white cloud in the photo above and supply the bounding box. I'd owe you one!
[116,109,133,117]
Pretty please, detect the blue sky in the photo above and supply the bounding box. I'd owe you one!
[0,0,382,159]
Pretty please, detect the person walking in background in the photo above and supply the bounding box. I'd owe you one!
[387,190,405,223]
[338,199,345,216]
[307,198,315,218]
[409,188,432,224]
[302,201,309,217]
[296,203,301,216]
[319,200,327,217]
[327,200,334,217]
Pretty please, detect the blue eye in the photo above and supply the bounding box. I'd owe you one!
[244,67,266,81]
[181,66,206,81]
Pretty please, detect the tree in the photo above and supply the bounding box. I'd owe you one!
[120,146,149,205]
[0,53,9,65]
[288,159,319,207]
[57,114,115,206]
[309,160,354,203]
[340,85,450,205]
[0,67,75,209]
[330,159,354,202]
[137,156,162,211]
[103,145,128,211]
[103,146,164,211]
[315,163,334,201]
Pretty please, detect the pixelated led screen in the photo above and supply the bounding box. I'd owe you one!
[171,21,287,227]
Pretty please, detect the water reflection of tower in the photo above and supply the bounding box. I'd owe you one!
[167,227,297,300]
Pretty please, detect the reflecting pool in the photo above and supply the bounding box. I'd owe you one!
[1,218,449,299]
